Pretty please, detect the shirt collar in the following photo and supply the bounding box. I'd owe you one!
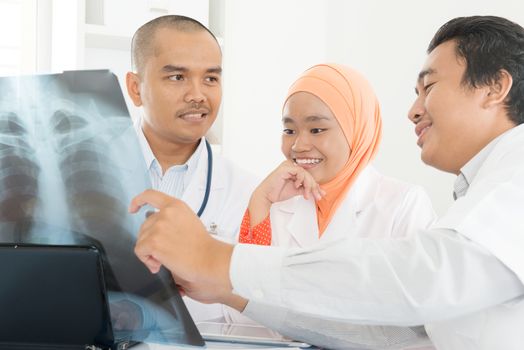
[135,116,206,176]
[453,128,511,199]
[184,137,205,186]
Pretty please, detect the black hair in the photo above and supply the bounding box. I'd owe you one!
[429,16,524,125]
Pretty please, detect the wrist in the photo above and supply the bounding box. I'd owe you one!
[248,188,272,226]
[223,293,249,312]
[204,238,234,295]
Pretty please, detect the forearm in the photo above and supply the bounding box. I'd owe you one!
[231,229,524,325]
[247,187,272,226]
[243,301,431,350]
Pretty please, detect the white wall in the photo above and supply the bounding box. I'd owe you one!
[34,0,524,215]
[47,0,209,121]
[220,0,329,179]
[218,0,524,215]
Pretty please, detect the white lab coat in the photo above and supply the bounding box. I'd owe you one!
[423,124,524,350]
[269,166,436,248]
[178,142,259,322]
[179,141,258,242]
[230,125,524,350]
[232,166,437,349]
[135,125,259,322]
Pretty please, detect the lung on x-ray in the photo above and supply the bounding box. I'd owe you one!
[0,70,203,347]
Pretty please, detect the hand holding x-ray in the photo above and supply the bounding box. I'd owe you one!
[130,189,236,306]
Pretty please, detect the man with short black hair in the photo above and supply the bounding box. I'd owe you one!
[126,15,258,322]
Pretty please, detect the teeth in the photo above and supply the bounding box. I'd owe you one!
[420,125,431,136]
[183,113,204,119]
[295,158,321,164]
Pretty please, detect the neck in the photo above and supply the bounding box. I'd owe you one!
[143,129,201,174]
[450,114,516,175]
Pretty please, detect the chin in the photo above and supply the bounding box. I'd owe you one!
[308,171,323,184]
[421,149,438,168]
[422,152,458,174]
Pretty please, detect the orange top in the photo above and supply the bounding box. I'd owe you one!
[238,209,272,245]
[284,64,382,235]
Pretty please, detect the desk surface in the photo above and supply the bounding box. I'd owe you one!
[135,342,299,350]
[135,342,435,350]
[134,342,303,350]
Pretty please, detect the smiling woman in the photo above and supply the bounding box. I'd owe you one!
[229,63,437,349]
[239,63,436,242]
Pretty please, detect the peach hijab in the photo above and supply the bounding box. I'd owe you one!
[284,64,382,235]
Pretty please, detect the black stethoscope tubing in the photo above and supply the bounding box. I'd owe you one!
[196,139,213,218]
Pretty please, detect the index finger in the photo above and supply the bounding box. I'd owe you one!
[128,189,176,213]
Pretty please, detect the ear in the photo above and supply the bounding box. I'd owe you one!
[483,69,513,109]
[126,71,143,107]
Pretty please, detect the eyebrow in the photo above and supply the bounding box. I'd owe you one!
[161,65,222,74]
[417,68,436,83]
[282,115,331,123]
[414,68,437,94]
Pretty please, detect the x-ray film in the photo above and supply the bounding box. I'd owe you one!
[0,70,204,347]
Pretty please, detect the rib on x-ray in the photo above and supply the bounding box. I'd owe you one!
[0,70,203,347]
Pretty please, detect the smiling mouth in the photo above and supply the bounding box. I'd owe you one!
[182,113,206,120]
[178,111,208,122]
[294,158,323,167]
[414,119,432,146]
[417,125,431,146]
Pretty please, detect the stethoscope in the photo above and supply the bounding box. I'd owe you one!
[196,139,213,218]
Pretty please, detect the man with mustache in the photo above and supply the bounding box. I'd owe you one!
[125,15,257,322]
[130,15,524,350]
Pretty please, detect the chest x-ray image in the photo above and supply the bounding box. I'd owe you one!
[0,70,203,347]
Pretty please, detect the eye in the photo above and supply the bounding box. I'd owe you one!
[423,82,435,93]
[168,74,184,81]
[310,128,326,134]
[205,75,220,83]
[283,128,295,135]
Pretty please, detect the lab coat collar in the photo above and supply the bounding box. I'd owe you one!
[286,197,320,247]
[320,166,376,241]
[281,166,376,247]
[182,137,226,210]
[134,117,156,170]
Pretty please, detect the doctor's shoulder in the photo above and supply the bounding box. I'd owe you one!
[213,153,260,195]
[370,170,437,237]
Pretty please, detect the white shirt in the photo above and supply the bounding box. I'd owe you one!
[452,134,499,200]
[230,125,524,350]
[136,122,202,199]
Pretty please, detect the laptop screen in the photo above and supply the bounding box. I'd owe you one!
[0,70,204,348]
[0,244,114,349]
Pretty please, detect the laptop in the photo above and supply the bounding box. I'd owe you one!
[196,321,310,348]
[0,243,204,349]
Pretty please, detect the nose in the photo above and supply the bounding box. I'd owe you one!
[291,134,311,153]
[184,79,206,104]
[408,95,425,124]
